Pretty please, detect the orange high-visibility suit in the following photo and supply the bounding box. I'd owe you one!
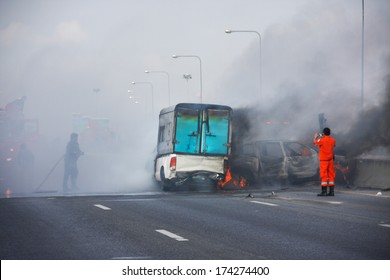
[314,135,336,187]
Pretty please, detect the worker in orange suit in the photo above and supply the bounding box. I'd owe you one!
[314,127,336,196]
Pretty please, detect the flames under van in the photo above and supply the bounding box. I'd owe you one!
[154,103,233,190]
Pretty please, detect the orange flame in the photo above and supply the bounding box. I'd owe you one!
[218,169,248,188]
[218,168,232,187]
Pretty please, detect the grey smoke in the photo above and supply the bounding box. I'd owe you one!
[231,67,390,159]
[337,71,390,158]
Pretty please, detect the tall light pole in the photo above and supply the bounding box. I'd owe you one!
[145,70,171,106]
[131,81,154,114]
[172,54,203,103]
[225,29,262,100]
[127,89,145,110]
[361,0,365,112]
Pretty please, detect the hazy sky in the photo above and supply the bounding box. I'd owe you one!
[1,0,389,139]
[1,0,390,194]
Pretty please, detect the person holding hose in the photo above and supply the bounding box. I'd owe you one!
[63,133,84,192]
[314,127,336,196]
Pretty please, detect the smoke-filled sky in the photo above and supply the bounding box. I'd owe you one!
[1,0,389,134]
[1,0,389,193]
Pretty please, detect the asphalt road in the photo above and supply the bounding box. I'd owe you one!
[0,186,389,260]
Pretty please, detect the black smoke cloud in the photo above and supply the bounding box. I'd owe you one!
[337,71,390,158]
[231,68,390,159]
[223,1,390,159]
[231,95,321,152]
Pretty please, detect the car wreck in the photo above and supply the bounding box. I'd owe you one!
[227,140,319,187]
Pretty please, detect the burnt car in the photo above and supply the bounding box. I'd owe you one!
[229,140,319,186]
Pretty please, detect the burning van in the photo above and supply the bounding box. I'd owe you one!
[154,103,233,190]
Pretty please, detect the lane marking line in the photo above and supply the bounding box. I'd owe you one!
[112,256,151,260]
[378,223,390,228]
[155,229,189,241]
[94,204,111,210]
[250,201,278,207]
[105,198,157,202]
[325,201,343,205]
[338,190,390,198]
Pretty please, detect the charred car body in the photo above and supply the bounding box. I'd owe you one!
[154,103,233,190]
[229,140,319,185]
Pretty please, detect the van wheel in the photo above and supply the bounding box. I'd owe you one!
[160,167,170,191]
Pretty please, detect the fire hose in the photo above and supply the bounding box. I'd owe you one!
[35,155,64,192]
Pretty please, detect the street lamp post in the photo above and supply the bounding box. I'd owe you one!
[225,29,262,100]
[172,54,203,103]
[361,0,365,112]
[145,70,171,106]
[127,89,147,114]
[131,81,154,114]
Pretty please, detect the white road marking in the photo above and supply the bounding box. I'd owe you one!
[105,198,157,202]
[378,223,390,228]
[155,229,189,241]
[325,201,343,205]
[250,201,278,207]
[94,204,111,210]
[111,256,151,260]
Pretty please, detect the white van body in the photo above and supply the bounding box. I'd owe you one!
[154,103,233,190]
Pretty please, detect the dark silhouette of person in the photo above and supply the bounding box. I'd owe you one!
[63,133,84,192]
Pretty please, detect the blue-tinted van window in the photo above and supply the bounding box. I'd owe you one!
[174,108,200,154]
[201,109,230,155]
